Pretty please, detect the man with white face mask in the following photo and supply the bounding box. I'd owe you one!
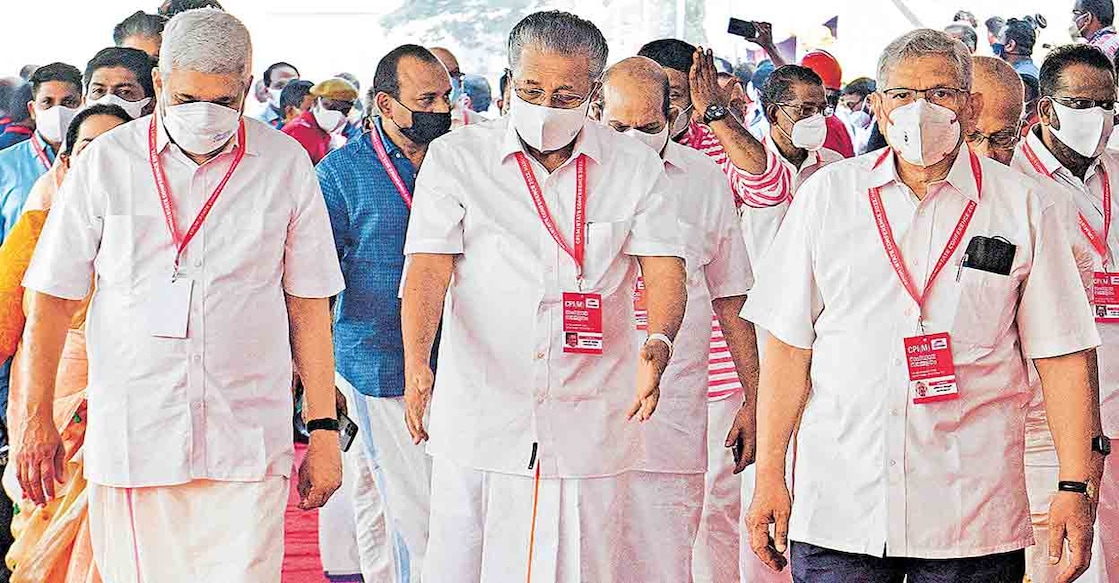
[16,9,345,582]
[0,63,82,243]
[402,10,687,582]
[595,56,758,583]
[283,78,357,164]
[84,47,157,120]
[1012,43,1118,583]
[744,29,1101,582]
[255,61,299,130]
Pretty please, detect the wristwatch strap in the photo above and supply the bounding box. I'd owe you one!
[646,333,674,358]
[1057,480,1089,494]
[306,417,340,433]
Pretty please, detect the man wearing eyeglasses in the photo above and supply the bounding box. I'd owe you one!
[744,29,1101,582]
[1011,43,1118,583]
[402,11,687,582]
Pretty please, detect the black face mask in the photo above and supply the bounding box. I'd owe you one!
[393,98,452,144]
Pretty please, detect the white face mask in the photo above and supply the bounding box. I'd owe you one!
[268,87,283,108]
[509,93,589,152]
[312,103,346,134]
[885,99,962,167]
[671,103,693,138]
[788,113,828,151]
[1049,100,1114,159]
[91,93,151,120]
[35,104,80,145]
[623,122,671,156]
[161,98,241,156]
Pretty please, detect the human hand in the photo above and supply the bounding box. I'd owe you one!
[690,47,726,115]
[751,22,776,48]
[725,402,757,473]
[15,414,66,507]
[404,363,435,443]
[746,477,792,572]
[1048,490,1094,582]
[297,430,342,510]
[627,339,670,421]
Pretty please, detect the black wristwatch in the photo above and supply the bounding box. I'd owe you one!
[306,418,340,433]
[703,103,729,124]
[1093,435,1111,456]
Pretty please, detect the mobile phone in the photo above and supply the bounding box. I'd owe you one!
[732,438,744,466]
[338,412,359,453]
[728,18,757,39]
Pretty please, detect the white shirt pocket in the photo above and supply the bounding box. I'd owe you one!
[951,266,1020,349]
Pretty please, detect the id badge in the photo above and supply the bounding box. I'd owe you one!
[563,291,603,355]
[1093,272,1119,323]
[146,278,194,338]
[633,277,648,332]
[904,332,960,404]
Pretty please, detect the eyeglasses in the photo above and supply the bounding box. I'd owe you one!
[1051,96,1117,112]
[514,85,591,109]
[774,102,833,119]
[966,126,1022,150]
[881,87,968,106]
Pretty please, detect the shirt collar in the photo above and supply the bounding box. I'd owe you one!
[373,117,402,156]
[499,117,602,166]
[1092,26,1118,42]
[866,145,981,202]
[154,112,258,158]
[31,132,57,161]
[1022,126,1064,178]
[661,140,688,171]
[763,135,820,172]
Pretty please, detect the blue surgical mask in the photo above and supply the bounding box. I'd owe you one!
[992,42,1006,58]
[450,76,464,104]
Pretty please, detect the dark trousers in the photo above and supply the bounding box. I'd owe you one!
[791,541,1025,583]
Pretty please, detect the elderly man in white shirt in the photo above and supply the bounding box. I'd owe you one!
[594,56,759,583]
[1010,44,1117,583]
[401,11,688,583]
[14,9,345,582]
[744,29,1102,583]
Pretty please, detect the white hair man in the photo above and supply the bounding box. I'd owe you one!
[16,8,345,581]
[744,29,1101,582]
[402,10,688,582]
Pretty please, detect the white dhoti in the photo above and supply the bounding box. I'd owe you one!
[88,477,287,583]
[340,374,432,583]
[423,456,703,583]
[693,395,743,583]
[319,438,365,581]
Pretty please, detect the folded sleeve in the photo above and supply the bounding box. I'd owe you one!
[282,160,346,298]
[404,139,466,255]
[23,156,102,301]
[738,173,827,350]
[1017,194,1100,359]
[704,173,754,299]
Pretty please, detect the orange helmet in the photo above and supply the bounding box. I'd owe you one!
[800,50,843,90]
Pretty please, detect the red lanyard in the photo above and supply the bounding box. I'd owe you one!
[369,129,413,209]
[148,116,246,275]
[869,149,982,313]
[514,152,587,282]
[1023,139,1113,267]
[30,134,51,171]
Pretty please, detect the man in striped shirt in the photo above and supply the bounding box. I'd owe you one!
[1075,0,1119,60]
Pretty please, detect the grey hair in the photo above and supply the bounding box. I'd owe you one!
[877,29,972,91]
[159,8,252,82]
[508,10,609,80]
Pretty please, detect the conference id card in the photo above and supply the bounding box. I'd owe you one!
[633,277,648,331]
[1093,272,1119,323]
[905,332,960,404]
[563,292,603,355]
[146,278,194,338]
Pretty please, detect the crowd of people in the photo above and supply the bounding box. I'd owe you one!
[0,0,1116,582]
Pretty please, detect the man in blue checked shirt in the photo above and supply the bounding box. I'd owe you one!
[315,44,452,583]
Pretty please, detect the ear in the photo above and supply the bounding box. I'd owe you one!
[152,69,163,98]
[1038,96,1058,130]
[764,103,779,124]
[26,100,35,121]
[375,91,394,118]
[964,92,984,135]
[588,99,602,121]
[1005,40,1016,53]
[238,76,253,115]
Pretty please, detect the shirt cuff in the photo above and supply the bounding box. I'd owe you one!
[739,303,815,350]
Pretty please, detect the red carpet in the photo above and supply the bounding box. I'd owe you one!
[282,443,328,583]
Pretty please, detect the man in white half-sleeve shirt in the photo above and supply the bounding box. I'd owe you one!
[743,29,1101,583]
[15,9,345,582]
[401,11,687,582]
[1010,44,1116,583]
[594,56,759,583]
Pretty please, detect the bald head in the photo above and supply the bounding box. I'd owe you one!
[430,47,461,79]
[967,56,1023,165]
[599,57,672,127]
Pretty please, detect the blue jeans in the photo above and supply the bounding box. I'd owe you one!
[791,542,1025,583]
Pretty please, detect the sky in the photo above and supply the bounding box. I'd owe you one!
[0,0,1086,103]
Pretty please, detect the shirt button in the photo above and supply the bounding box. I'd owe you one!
[536,394,545,404]
[192,354,202,363]
[890,409,899,416]
[534,351,545,360]
[893,358,902,366]
[889,459,897,467]
[194,258,202,268]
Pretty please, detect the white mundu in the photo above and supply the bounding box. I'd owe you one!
[405,116,686,582]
